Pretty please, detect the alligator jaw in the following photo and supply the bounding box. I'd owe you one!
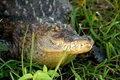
[37,35,94,54]
[34,30,94,67]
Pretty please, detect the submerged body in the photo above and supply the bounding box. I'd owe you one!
[0,0,94,67]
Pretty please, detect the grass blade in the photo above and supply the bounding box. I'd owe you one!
[71,67,82,80]
[30,32,35,73]
[106,14,118,34]
[51,46,68,79]
[21,25,29,75]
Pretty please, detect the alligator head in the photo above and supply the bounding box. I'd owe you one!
[35,23,94,54]
[35,24,94,63]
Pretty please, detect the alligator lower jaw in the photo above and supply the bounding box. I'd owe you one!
[31,36,94,68]
[33,52,77,68]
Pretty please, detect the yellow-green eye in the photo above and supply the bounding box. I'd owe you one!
[54,26,60,32]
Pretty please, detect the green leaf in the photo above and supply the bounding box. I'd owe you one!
[43,65,48,74]
[18,74,33,80]
[33,70,52,80]
[0,44,9,51]
[0,19,2,22]
[48,70,60,77]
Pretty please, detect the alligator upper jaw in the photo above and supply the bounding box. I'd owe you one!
[37,35,94,54]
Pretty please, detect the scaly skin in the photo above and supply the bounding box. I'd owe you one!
[0,0,94,67]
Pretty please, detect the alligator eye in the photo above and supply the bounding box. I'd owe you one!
[54,26,60,32]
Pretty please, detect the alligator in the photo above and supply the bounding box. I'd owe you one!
[0,0,105,68]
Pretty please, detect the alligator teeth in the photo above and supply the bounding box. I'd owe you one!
[77,44,79,48]
[64,46,68,50]
[70,42,75,49]
[89,43,91,46]
[85,43,91,46]
[56,43,60,45]
[70,44,74,49]
[78,44,81,48]
[54,40,92,51]
[70,43,92,50]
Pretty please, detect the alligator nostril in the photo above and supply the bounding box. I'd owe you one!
[87,36,93,41]
[82,35,93,41]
